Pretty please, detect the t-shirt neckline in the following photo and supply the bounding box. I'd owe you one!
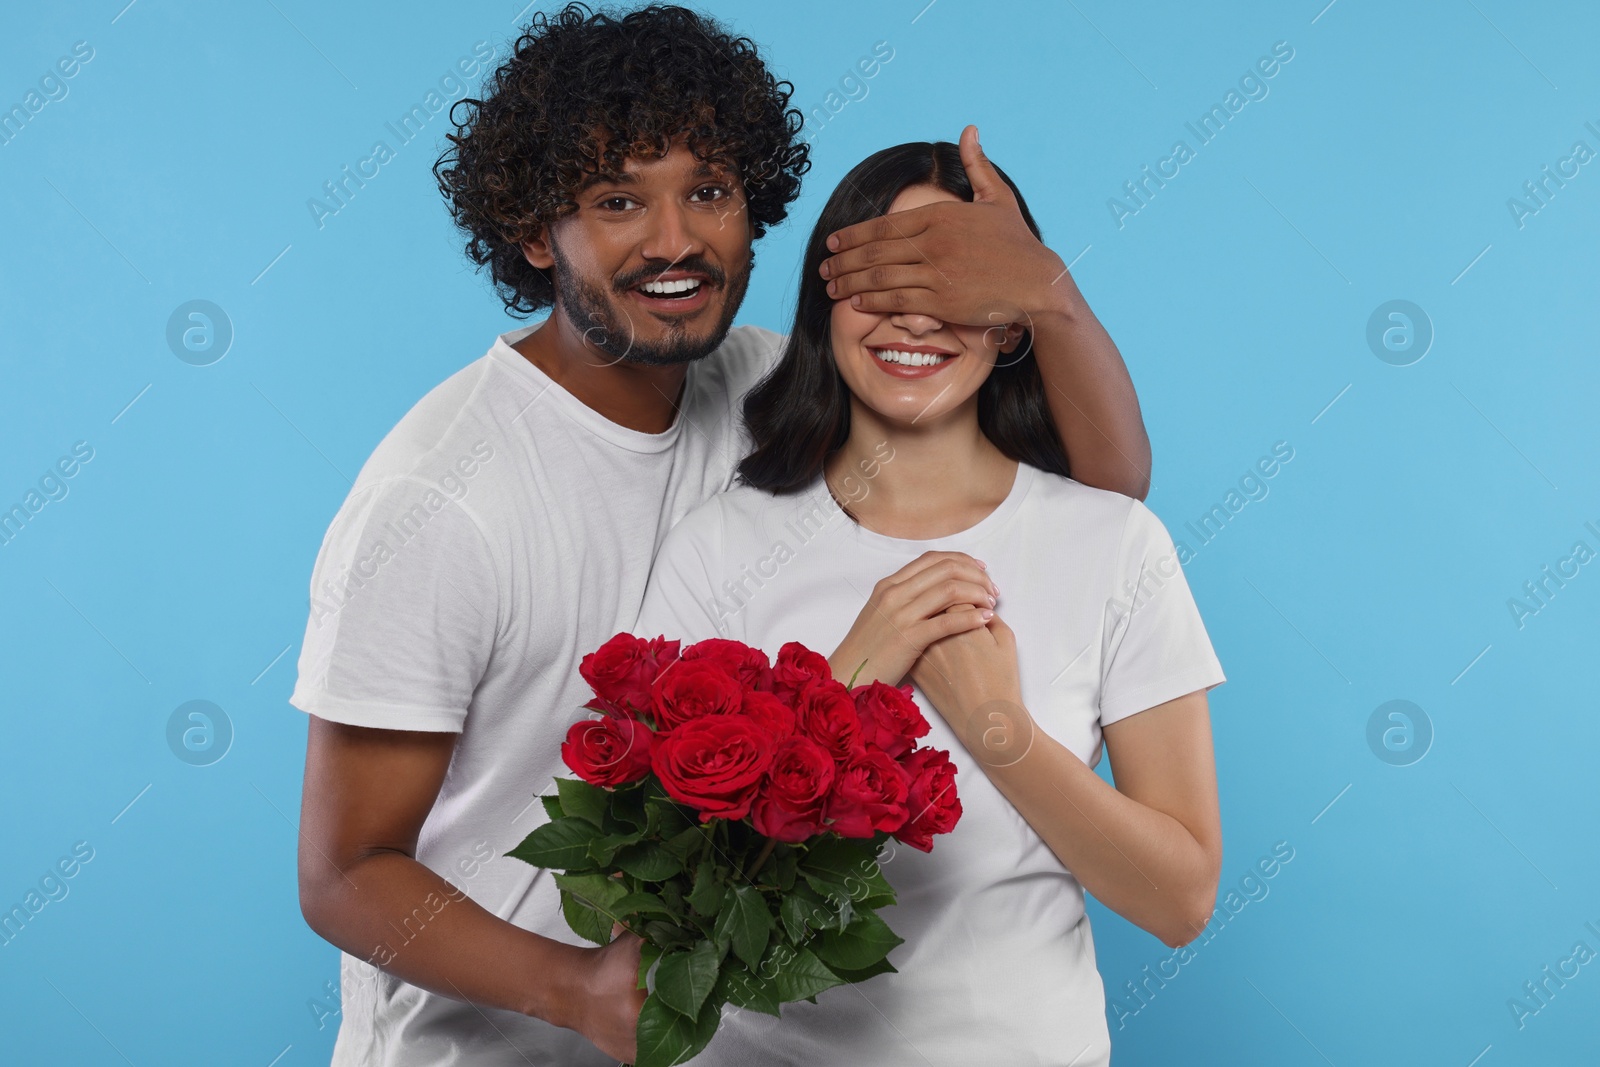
[808,458,1036,552]
[487,323,691,454]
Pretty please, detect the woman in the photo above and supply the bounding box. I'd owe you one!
[633,141,1225,1067]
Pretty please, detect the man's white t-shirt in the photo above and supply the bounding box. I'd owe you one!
[632,460,1227,1067]
[289,321,784,1065]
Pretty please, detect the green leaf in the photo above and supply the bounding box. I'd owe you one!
[556,777,610,828]
[506,817,602,870]
[558,887,613,946]
[661,825,707,864]
[687,856,722,917]
[772,845,798,891]
[654,940,720,1019]
[798,873,855,933]
[646,795,696,839]
[768,945,845,1003]
[634,990,722,1067]
[613,891,673,920]
[586,828,647,868]
[713,885,773,971]
[643,920,695,952]
[812,909,904,973]
[539,794,565,822]
[714,957,781,1017]
[855,887,897,911]
[613,840,684,881]
[552,871,631,945]
[779,882,834,943]
[637,940,663,992]
[825,955,899,984]
[798,833,877,883]
[607,783,649,832]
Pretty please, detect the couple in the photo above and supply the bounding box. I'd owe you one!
[290,5,1224,1066]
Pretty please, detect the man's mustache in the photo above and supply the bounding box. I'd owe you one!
[613,259,726,292]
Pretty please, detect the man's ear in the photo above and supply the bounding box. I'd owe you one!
[519,226,554,270]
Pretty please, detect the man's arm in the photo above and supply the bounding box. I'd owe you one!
[297,718,642,1054]
[1025,285,1151,501]
[817,124,1152,499]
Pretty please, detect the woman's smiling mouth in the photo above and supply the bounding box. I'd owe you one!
[868,343,959,378]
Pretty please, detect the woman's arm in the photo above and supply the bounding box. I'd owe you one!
[910,617,1221,948]
[978,690,1220,947]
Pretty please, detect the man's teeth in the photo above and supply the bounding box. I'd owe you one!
[873,348,951,367]
[639,278,702,295]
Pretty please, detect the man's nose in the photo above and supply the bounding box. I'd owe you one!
[639,200,706,266]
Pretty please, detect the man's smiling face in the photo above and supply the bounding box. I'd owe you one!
[528,130,756,367]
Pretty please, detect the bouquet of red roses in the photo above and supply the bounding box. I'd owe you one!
[506,632,963,1067]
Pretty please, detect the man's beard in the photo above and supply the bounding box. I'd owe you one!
[549,239,752,367]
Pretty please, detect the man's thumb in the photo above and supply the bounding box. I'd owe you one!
[960,124,1009,204]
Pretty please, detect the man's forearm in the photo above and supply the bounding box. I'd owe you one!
[1028,281,1152,500]
[301,850,586,1027]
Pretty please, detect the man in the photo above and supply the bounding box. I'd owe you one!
[291,4,1151,1064]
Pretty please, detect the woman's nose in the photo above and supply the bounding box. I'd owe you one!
[887,310,944,334]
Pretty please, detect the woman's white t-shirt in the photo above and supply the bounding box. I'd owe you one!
[633,460,1226,1067]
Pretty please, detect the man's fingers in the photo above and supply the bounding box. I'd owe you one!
[842,287,944,316]
[824,204,933,255]
[821,237,927,281]
[959,123,1014,206]
[826,263,940,302]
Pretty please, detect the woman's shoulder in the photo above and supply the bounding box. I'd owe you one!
[1023,464,1142,522]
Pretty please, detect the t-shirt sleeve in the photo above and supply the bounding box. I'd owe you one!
[1098,499,1226,726]
[288,476,501,732]
[634,503,736,645]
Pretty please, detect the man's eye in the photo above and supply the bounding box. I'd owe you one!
[693,186,731,203]
[599,197,638,212]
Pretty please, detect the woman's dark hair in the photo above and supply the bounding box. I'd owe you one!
[736,141,1072,494]
[433,3,809,318]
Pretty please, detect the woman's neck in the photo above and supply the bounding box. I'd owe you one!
[824,398,1019,540]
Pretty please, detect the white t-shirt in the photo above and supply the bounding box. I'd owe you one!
[633,460,1226,1067]
[288,321,784,1065]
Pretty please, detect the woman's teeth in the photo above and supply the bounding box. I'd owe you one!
[873,348,952,367]
[639,278,702,297]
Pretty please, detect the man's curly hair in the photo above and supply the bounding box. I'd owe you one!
[433,3,809,318]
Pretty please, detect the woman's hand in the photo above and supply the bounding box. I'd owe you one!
[908,612,1027,756]
[568,922,646,1062]
[828,551,998,688]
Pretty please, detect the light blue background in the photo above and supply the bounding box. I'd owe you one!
[2,1,1596,1063]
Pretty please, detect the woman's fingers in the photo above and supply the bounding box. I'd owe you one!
[884,558,995,610]
[919,605,993,644]
[902,579,996,625]
[880,550,988,589]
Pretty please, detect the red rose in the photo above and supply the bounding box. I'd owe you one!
[740,690,796,740]
[579,633,680,719]
[752,735,835,842]
[682,638,774,692]
[853,681,930,759]
[650,659,743,731]
[793,678,862,760]
[893,747,963,852]
[651,714,775,822]
[825,747,911,837]
[772,641,833,700]
[560,715,654,788]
